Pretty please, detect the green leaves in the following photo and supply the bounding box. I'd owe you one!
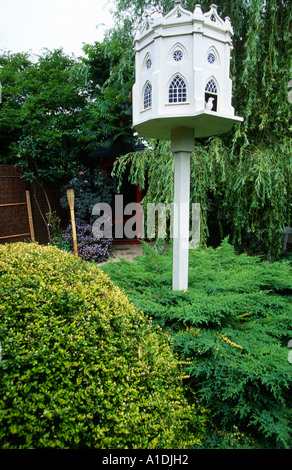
[0,50,88,181]
[81,30,135,148]
[0,243,206,449]
[59,166,117,219]
[111,0,291,259]
[101,240,292,448]
[114,135,291,257]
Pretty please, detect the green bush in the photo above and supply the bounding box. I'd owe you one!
[0,243,206,449]
[101,240,292,449]
[52,218,113,263]
[60,166,117,220]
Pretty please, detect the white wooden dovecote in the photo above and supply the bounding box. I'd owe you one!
[132,1,243,140]
[133,1,243,291]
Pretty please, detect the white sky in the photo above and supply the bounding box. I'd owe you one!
[0,0,115,58]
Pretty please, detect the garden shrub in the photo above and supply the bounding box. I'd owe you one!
[60,166,117,220]
[101,240,292,449]
[51,217,113,263]
[0,243,207,449]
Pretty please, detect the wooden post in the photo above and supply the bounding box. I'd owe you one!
[136,184,143,240]
[171,128,194,291]
[66,188,78,256]
[25,190,35,242]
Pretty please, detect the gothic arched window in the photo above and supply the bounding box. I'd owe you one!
[205,78,218,111]
[205,79,217,94]
[144,82,152,109]
[169,75,187,103]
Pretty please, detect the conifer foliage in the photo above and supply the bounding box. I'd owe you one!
[101,241,292,448]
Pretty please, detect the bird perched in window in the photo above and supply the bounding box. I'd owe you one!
[205,97,214,110]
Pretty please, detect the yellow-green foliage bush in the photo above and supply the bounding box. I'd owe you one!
[0,243,206,449]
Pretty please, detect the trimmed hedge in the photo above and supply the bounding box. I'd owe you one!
[0,243,206,449]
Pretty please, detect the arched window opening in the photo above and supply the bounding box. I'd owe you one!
[205,79,217,94]
[144,82,152,109]
[205,78,218,111]
[169,75,187,103]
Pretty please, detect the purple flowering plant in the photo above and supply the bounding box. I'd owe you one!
[62,218,113,263]
[57,165,117,262]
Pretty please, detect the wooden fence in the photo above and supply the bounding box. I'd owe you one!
[0,165,68,245]
[0,166,33,243]
[0,191,35,242]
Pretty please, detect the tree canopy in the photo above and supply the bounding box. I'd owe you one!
[80,26,135,149]
[0,30,135,180]
[0,50,88,182]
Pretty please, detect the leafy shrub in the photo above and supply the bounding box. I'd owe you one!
[52,217,113,263]
[0,243,206,449]
[60,166,117,220]
[101,240,292,449]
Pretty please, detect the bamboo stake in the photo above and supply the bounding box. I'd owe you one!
[66,188,78,256]
[0,202,27,206]
[25,190,35,242]
[0,233,30,240]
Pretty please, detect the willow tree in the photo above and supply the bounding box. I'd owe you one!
[111,0,292,258]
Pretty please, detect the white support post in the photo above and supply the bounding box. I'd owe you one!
[171,128,194,291]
